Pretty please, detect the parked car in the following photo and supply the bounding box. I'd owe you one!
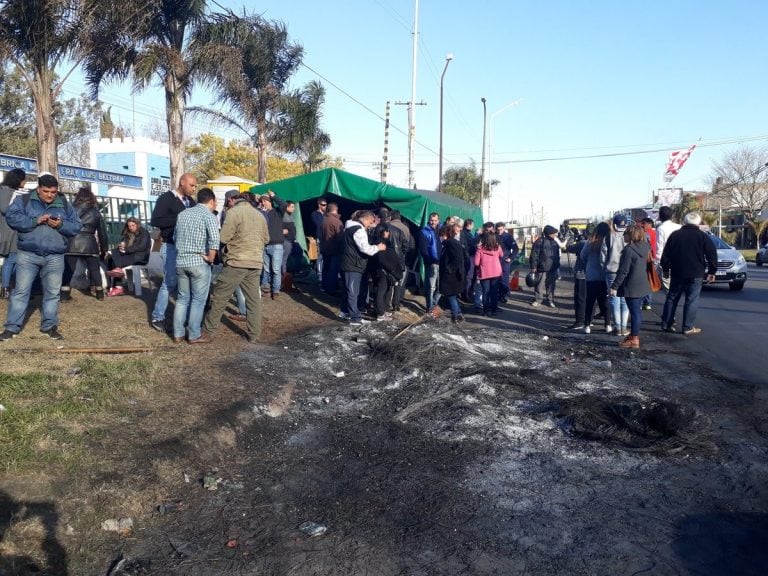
[756,243,768,266]
[705,234,748,290]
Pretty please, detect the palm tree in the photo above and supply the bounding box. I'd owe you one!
[192,11,303,182]
[277,80,331,174]
[83,0,211,186]
[0,0,85,172]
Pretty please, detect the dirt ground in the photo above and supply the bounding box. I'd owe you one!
[1,276,767,576]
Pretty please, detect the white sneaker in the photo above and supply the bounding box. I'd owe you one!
[337,311,349,320]
[584,326,591,334]
[605,325,613,333]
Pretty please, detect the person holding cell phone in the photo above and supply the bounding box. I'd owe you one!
[0,175,81,341]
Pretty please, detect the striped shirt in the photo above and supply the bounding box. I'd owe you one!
[174,204,220,268]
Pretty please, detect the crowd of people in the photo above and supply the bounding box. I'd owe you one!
[565,207,718,349]
[0,168,720,347]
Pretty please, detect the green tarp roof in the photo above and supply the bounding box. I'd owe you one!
[249,168,483,228]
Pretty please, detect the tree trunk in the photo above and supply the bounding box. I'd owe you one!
[257,120,268,183]
[31,69,58,174]
[165,75,185,187]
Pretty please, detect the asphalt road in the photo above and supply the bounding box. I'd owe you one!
[651,262,767,387]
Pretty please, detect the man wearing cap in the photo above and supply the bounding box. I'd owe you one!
[309,198,327,282]
[604,214,628,334]
[0,174,81,341]
[149,173,197,332]
[258,190,287,299]
[204,189,269,342]
[660,212,717,335]
[529,224,560,307]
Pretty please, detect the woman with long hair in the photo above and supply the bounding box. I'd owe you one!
[610,224,651,349]
[579,222,611,333]
[474,230,503,317]
[106,217,151,296]
[0,168,27,298]
[60,187,109,300]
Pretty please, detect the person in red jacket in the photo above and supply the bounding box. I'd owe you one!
[473,231,502,317]
[640,217,657,310]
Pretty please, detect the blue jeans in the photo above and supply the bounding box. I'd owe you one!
[322,254,341,294]
[499,259,511,300]
[152,242,178,322]
[424,263,440,311]
[626,297,643,336]
[481,277,500,314]
[341,271,363,321]
[173,264,211,340]
[2,251,17,289]
[605,272,628,329]
[443,294,462,318]
[661,277,703,332]
[261,244,284,294]
[4,250,64,333]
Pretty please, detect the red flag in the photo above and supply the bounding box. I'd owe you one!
[664,144,696,182]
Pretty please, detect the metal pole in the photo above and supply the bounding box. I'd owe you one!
[382,101,390,183]
[480,97,486,208]
[487,100,522,223]
[408,0,419,189]
[438,54,452,194]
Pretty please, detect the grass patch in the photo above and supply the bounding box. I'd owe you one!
[0,356,152,472]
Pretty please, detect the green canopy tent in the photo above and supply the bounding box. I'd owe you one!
[249,167,484,254]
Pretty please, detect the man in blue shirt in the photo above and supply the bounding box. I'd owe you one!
[172,188,219,344]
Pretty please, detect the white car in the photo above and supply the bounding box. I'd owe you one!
[706,234,748,291]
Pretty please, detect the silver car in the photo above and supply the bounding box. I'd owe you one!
[706,234,748,291]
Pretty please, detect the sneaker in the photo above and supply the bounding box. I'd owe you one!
[531,301,540,307]
[584,326,591,334]
[661,325,676,333]
[683,327,702,335]
[642,304,652,311]
[547,302,556,308]
[605,325,613,333]
[349,319,370,326]
[59,290,72,302]
[40,327,63,340]
[376,313,393,322]
[0,330,17,341]
[453,315,465,324]
[337,311,349,320]
[150,320,166,332]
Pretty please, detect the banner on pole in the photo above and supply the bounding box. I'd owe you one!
[663,144,696,182]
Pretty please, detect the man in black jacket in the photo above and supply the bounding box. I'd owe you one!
[660,212,717,335]
[258,190,287,299]
[529,225,560,307]
[149,173,197,332]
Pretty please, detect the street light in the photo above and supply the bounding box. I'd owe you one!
[438,53,453,193]
[487,99,521,221]
[480,97,487,208]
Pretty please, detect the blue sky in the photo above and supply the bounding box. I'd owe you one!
[63,1,768,225]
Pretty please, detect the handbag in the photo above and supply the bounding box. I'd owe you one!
[646,253,662,292]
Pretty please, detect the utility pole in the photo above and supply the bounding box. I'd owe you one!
[395,99,426,186]
[480,97,487,208]
[408,0,420,189]
[382,101,390,183]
